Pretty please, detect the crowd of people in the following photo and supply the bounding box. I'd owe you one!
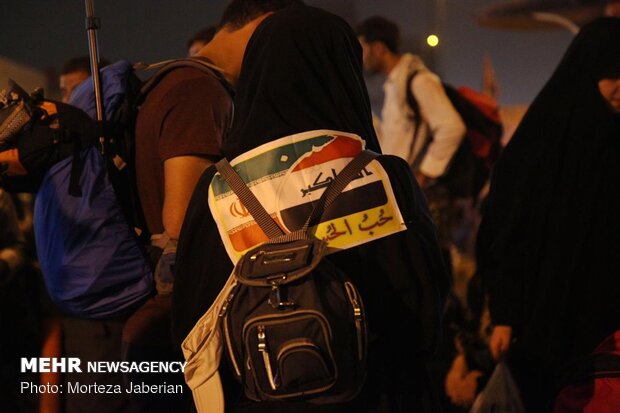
[1,1,619,412]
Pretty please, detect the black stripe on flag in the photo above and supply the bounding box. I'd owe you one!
[279,181,388,230]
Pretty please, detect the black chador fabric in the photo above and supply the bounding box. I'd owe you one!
[173,5,449,413]
[477,17,620,410]
[220,5,381,159]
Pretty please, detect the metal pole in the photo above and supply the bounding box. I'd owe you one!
[85,0,106,154]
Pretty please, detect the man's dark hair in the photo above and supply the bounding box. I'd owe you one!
[186,26,217,49]
[61,55,109,75]
[219,0,303,30]
[356,16,400,54]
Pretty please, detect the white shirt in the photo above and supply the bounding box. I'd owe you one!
[380,53,466,178]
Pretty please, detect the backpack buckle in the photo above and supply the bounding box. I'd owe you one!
[268,284,296,310]
[235,238,326,287]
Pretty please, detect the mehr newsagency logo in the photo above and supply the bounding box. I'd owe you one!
[20,357,186,395]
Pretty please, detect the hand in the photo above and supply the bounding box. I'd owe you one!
[155,250,176,295]
[489,325,513,361]
[445,354,483,408]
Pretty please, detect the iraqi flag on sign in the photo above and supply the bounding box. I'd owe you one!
[208,130,406,263]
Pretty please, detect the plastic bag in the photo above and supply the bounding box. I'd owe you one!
[470,362,526,413]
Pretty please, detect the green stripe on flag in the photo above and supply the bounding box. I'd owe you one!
[212,135,334,196]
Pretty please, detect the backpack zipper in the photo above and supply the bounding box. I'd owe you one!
[257,325,278,390]
[243,310,333,341]
[344,281,365,361]
[244,311,336,397]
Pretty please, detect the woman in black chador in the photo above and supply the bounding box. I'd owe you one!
[479,17,620,412]
[173,5,450,413]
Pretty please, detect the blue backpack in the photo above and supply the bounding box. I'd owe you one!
[34,59,227,318]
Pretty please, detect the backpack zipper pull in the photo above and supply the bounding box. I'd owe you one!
[258,325,278,390]
[345,282,364,361]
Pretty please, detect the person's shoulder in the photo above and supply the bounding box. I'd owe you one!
[400,54,437,87]
[139,66,232,121]
[410,68,441,92]
[161,66,228,93]
[149,66,231,110]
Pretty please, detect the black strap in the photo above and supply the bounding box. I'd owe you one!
[559,353,620,386]
[406,71,424,167]
[216,150,379,241]
[405,71,420,121]
[68,131,83,197]
[138,57,233,102]
[216,159,285,239]
[136,57,235,134]
[303,150,378,230]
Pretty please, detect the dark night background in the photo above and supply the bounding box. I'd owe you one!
[0,0,574,106]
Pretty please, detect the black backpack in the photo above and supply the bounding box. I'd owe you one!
[406,71,503,198]
[215,151,377,403]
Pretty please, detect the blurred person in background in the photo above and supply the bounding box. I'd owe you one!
[0,188,37,412]
[186,26,217,56]
[605,0,620,17]
[59,55,109,103]
[479,18,620,412]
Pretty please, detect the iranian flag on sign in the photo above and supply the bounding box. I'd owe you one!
[208,130,406,263]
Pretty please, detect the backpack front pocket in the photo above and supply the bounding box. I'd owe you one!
[243,311,337,399]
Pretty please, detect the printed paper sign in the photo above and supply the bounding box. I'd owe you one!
[208,130,407,263]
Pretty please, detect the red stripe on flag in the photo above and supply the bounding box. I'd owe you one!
[291,135,362,172]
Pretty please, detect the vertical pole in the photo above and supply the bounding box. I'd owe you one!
[84,0,106,154]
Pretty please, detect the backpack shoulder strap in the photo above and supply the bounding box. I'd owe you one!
[137,57,233,103]
[405,70,420,119]
[215,150,379,242]
[406,70,453,120]
[303,150,378,230]
[405,71,425,169]
[216,159,285,239]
